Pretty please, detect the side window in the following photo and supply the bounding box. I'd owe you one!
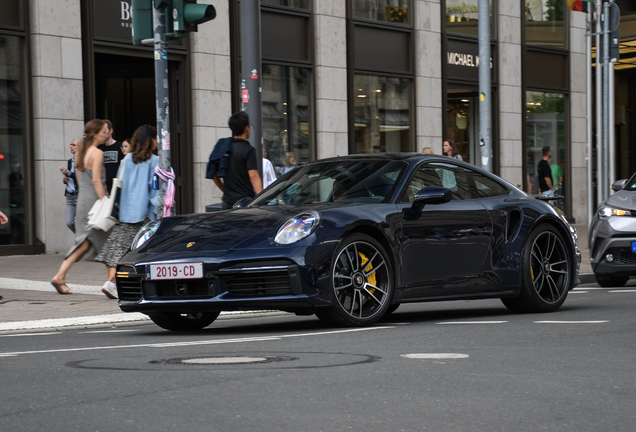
[471,171,510,198]
[402,162,470,202]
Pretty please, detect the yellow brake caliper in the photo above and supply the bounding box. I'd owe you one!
[358,252,376,294]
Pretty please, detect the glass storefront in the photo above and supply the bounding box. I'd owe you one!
[262,65,312,176]
[261,0,310,9]
[352,0,411,25]
[0,34,27,245]
[525,91,566,198]
[354,75,412,154]
[445,0,495,38]
[525,0,567,49]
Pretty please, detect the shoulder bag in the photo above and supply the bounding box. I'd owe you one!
[87,157,126,231]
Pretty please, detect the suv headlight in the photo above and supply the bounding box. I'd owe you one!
[598,205,632,219]
[131,220,162,250]
[274,211,321,245]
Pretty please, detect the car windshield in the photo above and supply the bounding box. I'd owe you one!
[248,159,406,206]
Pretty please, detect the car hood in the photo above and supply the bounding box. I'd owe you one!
[603,190,636,211]
[142,205,334,255]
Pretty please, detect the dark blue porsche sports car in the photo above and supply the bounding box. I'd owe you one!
[115,153,581,331]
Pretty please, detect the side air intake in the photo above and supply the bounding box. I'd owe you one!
[506,209,522,242]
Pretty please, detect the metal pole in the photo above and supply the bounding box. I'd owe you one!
[595,0,603,206]
[478,0,492,172]
[239,1,263,176]
[587,6,594,226]
[153,5,170,217]
[609,60,616,191]
[602,1,611,202]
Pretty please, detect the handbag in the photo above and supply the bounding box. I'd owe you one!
[108,159,126,222]
[87,157,127,231]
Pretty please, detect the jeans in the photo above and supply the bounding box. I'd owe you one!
[66,194,77,233]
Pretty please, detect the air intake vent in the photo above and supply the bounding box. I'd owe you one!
[506,209,522,242]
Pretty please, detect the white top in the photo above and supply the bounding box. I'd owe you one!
[262,158,277,188]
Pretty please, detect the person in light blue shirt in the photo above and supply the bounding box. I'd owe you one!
[96,124,159,299]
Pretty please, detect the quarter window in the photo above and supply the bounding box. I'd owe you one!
[470,171,510,198]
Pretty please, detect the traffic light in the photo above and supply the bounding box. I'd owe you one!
[171,0,216,38]
[132,0,153,46]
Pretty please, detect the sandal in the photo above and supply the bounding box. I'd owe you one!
[51,279,72,295]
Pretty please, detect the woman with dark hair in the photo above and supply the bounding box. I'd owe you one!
[95,125,159,299]
[443,138,463,161]
[51,119,110,294]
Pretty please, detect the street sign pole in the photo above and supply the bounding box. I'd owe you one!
[478,0,492,172]
[239,0,263,176]
[153,5,170,217]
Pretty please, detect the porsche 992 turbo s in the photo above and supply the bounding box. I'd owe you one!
[115,153,581,331]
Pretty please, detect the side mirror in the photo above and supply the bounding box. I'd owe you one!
[411,187,452,213]
[233,197,251,209]
[611,179,628,192]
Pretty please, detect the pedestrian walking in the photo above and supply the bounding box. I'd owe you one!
[98,119,125,192]
[95,125,159,299]
[537,146,555,195]
[422,147,434,154]
[211,112,263,210]
[60,139,79,233]
[262,146,277,189]
[442,138,463,160]
[51,119,112,295]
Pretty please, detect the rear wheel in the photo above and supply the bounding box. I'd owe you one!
[502,224,571,313]
[594,273,628,288]
[149,311,220,331]
[316,234,393,327]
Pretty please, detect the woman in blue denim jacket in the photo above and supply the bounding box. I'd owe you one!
[96,124,159,299]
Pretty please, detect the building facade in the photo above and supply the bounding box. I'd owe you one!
[0,0,588,256]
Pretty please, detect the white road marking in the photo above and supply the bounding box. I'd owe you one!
[79,330,139,334]
[609,290,636,293]
[436,321,507,325]
[534,320,609,324]
[402,353,469,359]
[0,326,394,357]
[0,332,60,338]
[568,291,587,294]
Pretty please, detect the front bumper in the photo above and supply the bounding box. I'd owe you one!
[590,215,636,276]
[115,243,338,314]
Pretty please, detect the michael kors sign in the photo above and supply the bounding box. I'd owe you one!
[446,39,496,82]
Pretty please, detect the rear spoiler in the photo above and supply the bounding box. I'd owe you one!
[534,194,565,202]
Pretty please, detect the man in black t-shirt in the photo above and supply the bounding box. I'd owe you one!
[98,119,125,192]
[212,112,263,209]
[537,146,554,195]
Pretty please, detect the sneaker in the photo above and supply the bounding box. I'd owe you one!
[101,281,118,299]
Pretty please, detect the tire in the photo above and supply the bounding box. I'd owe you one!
[502,224,572,313]
[316,234,394,327]
[594,273,628,288]
[149,311,220,331]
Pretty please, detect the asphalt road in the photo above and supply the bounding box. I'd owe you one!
[1,280,634,432]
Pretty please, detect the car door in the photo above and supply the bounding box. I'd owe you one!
[396,162,492,297]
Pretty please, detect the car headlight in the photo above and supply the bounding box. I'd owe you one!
[274,211,321,245]
[598,205,632,219]
[131,219,162,250]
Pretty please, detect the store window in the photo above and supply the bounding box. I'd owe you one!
[525,91,566,197]
[354,75,412,154]
[261,0,310,9]
[262,65,312,176]
[352,0,411,25]
[0,35,27,245]
[445,0,496,38]
[525,0,567,49]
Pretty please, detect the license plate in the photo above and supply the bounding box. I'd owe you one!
[146,263,203,280]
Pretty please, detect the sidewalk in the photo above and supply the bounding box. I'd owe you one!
[0,224,594,333]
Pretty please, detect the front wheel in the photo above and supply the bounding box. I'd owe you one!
[316,234,394,327]
[502,224,572,313]
[149,311,220,331]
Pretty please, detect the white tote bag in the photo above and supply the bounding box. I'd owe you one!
[87,159,126,232]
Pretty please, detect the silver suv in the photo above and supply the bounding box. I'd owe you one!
[589,175,636,287]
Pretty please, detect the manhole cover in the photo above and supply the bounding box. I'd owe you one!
[150,355,298,366]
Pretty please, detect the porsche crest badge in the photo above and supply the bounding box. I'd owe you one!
[186,242,195,248]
